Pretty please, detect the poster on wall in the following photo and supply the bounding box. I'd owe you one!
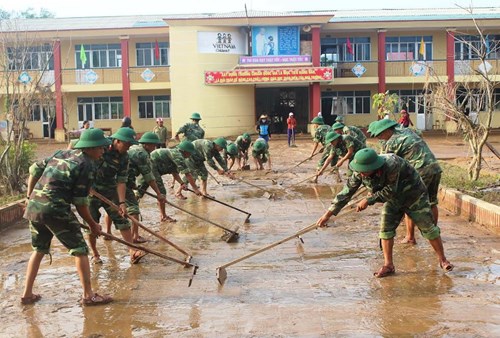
[198,30,247,54]
[252,26,300,56]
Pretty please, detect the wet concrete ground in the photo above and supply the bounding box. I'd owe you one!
[1,137,499,337]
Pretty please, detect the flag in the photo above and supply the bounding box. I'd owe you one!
[79,45,87,68]
[346,38,354,55]
[419,37,426,59]
[154,40,160,61]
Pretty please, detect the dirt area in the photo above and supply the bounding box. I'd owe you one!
[0,134,499,336]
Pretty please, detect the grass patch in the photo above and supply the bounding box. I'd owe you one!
[439,161,500,206]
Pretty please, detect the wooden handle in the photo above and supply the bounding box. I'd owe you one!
[186,188,251,216]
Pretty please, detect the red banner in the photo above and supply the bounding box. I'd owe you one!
[205,67,333,85]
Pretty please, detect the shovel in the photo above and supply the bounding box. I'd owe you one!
[89,189,193,263]
[143,191,240,243]
[216,189,367,285]
[185,188,251,223]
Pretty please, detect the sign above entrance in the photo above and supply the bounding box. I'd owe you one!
[240,55,311,64]
[204,67,333,85]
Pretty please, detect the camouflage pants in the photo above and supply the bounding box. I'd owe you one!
[420,171,441,207]
[29,214,89,256]
[89,189,130,230]
[186,157,208,181]
[379,191,441,240]
[316,144,336,169]
[125,186,140,216]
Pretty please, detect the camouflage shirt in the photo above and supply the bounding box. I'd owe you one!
[127,144,155,188]
[94,145,129,192]
[343,125,367,144]
[235,135,251,152]
[252,138,270,158]
[313,125,332,145]
[25,150,96,222]
[381,129,442,176]
[177,122,205,141]
[328,154,427,215]
[153,125,168,143]
[192,139,228,171]
[150,148,191,175]
[329,134,366,159]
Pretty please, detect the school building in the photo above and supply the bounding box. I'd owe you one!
[1,7,499,141]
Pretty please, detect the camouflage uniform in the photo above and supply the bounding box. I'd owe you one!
[223,140,237,164]
[343,125,367,144]
[176,122,205,141]
[318,134,366,173]
[252,138,270,163]
[235,135,250,160]
[153,125,168,147]
[88,146,130,230]
[328,154,441,240]
[381,129,442,206]
[125,144,155,215]
[313,125,333,169]
[192,139,228,172]
[24,150,95,255]
[138,148,191,196]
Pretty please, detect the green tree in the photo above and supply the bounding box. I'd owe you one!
[372,91,399,119]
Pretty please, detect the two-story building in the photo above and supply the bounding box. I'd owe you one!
[1,7,499,141]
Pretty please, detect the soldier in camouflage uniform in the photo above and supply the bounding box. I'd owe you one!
[138,140,202,204]
[332,122,367,145]
[368,119,443,245]
[234,133,252,169]
[316,148,454,278]
[174,112,205,142]
[252,137,272,170]
[315,130,366,181]
[22,129,113,306]
[310,116,333,178]
[187,138,232,197]
[124,132,167,242]
[87,127,147,265]
[224,141,238,171]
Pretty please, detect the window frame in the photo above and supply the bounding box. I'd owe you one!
[75,44,122,69]
[138,95,171,119]
[77,96,124,120]
[320,37,371,65]
[385,36,432,61]
[136,42,169,66]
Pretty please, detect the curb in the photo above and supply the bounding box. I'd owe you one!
[0,200,25,230]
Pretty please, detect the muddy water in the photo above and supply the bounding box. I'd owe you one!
[1,138,499,337]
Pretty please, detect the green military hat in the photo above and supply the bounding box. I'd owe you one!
[349,148,385,172]
[332,122,345,130]
[138,131,161,144]
[311,116,324,125]
[177,140,195,154]
[74,129,111,149]
[213,137,227,150]
[242,132,251,141]
[368,119,399,137]
[253,141,265,151]
[325,131,341,144]
[227,143,238,156]
[111,127,138,144]
[190,112,202,120]
[335,115,344,123]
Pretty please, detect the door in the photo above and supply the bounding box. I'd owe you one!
[42,105,56,138]
[416,95,427,130]
[78,103,94,129]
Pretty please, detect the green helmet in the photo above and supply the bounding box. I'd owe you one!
[311,116,324,125]
[213,137,227,150]
[73,129,111,149]
[332,122,345,130]
[368,119,399,137]
[190,112,202,120]
[253,141,265,151]
[177,140,195,154]
[335,115,344,123]
[110,127,138,144]
[325,131,341,144]
[227,143,238,156]
[138,131,161,144]
[349,148,385,172]
[242,132,251,141]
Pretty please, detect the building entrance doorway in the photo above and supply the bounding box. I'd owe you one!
[255,87,309,134]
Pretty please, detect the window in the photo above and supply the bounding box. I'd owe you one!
[138,95,170,118]
[322,91,371,115]
[320,37,371,65]
[385,36,432,61]
[7,44,54,71]
[456,87,487,113]
[136,42,169,66]
[389,90,426,114]
[75,44,121,69]
[494,89,500,111]
[454,34,500,60]
[77,97,123,120]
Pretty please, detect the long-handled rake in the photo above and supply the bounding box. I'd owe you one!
[90,189,193,263]
[143,191,239,242]
[237,178,276,199]
[185,188,251,223]
[215,189,367,285]
[271,150,322,185]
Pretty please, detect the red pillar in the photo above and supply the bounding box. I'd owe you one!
[310,26,321,121]
[377,30,386,94]
[53,39,63,130]
[120,37,131,118]
[446,29,455,86]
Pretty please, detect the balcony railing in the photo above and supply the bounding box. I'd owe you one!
[334,61,378,78]
[386,59,447,77]
[129,66,170,83]
[61,66,170,85]
[455,59,500,76]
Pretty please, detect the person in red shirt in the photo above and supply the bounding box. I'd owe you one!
[398,109,413,128]
[287,112,297,147]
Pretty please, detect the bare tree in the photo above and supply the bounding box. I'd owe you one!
[423,7,499,181]
[0,19,55,194]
